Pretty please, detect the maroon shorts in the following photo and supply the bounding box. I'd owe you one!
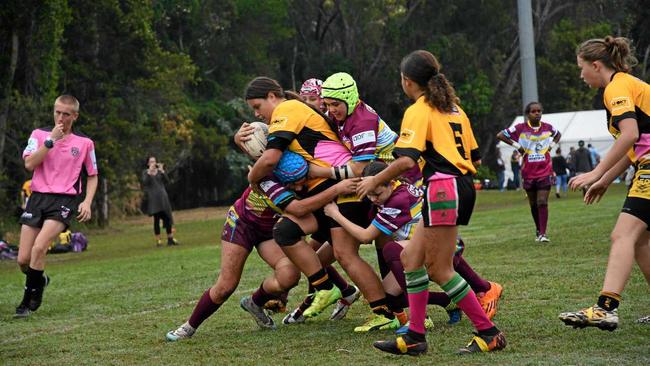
[422,175,475,227]
[523,175,553,191]
[221,206,274,252]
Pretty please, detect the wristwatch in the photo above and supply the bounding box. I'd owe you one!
[44,138,54,149]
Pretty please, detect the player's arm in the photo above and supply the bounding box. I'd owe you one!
[77,174,98,222]
[248,148,283,184]
[309,160,368,180]
[324,202,382,243]
[283,178,358,217]
[496,129,524,154]
[357,155,414,198]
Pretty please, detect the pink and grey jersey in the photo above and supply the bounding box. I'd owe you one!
[335,101,398,163]
[233,175,295,233]
[371,181,423,241]
[22,127,98,195]
[502,121,557,179]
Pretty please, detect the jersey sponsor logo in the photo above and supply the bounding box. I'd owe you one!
[610,97,631,112]
[528,153,546,162]
[259,180,275,192]
[71,146,80,157]
[24,137,38,154]
[351,131,376,147]
[379,207,401,218]
[270,116,288,128]
[399,129,415,144]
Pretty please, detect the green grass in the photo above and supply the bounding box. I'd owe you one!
[1,185,649,365]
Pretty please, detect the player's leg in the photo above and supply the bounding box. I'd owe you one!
[167,240,251,341]
[560,212,647,330]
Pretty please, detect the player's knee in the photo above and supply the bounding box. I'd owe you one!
[273,217,305,247]
[382,241,403,262]
[277,268,300,290]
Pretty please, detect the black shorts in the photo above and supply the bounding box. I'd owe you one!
[621,197,650,231]
[19,192,78,229]
[305,179,372,242]
[622,163,650,230]
[422,174,475,227]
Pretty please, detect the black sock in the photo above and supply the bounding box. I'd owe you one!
[406,329,426,342]
[597,292,621,311]
[26,267,44,289]
[369,298,394,319]
[478,326,499,337]
[341,285,356,298]
[307,268,333,291]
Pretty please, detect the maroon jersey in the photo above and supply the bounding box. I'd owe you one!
[502,121,557,179]
[232,176,295,232]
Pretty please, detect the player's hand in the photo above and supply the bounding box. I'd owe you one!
[323,202,339,217]
[336,177,360,195]
[569,171,599,190]
[584,178,609,204]
[50,124,64,141]
[356,176,378,199]
[235,122,255,144]
[77,201,92,222]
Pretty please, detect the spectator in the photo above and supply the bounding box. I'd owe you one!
[587,143,601,167]
[142,156,178,246]
[552,148,569,198]
[495,149,505,191]
[510,150,521,190]
[567,146,577,178]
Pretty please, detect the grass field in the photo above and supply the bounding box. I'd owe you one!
[1,184,649,365]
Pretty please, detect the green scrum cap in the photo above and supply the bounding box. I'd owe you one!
[321,72,359,116]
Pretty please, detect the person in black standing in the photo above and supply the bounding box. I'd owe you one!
[142,156,178,246]
[510,150,521,190]
[552,148,569,198]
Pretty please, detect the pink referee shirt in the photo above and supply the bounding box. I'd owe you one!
[22,127,98,195]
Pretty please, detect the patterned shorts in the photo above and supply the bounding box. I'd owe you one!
[221,206,274,251]
[422,175,475,227]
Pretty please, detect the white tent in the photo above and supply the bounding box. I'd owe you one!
[497,109,615,182]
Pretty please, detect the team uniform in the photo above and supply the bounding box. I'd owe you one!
[222,176,294,251]
[266,99,364,235]
[604,72,650,227]
[502,121,558,191]
[21,127,98,228]
[393,96,480,226]
[371,181,422,241]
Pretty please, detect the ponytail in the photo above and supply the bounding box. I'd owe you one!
[401,50,458,113]
[577,36,638,73]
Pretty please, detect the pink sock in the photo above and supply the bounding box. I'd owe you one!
[538,204,548,235]
[407,290,429,334]
[456,290,494,331]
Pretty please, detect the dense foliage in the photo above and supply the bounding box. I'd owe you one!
[1,0,648,228]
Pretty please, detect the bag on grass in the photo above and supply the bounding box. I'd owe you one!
[71,232,88,252]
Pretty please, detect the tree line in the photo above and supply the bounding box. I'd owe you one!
[0,0,648,229]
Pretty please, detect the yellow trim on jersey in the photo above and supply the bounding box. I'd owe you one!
[396,96,477,175]
[269,100,344,190]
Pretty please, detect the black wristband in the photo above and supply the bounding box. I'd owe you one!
[44,138,54,149]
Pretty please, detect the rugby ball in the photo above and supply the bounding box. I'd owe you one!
[242,122,268,159]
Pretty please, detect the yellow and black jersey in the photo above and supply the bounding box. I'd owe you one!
[267,99,351,190]
[603,72,650,160]
[394,96,478,178]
